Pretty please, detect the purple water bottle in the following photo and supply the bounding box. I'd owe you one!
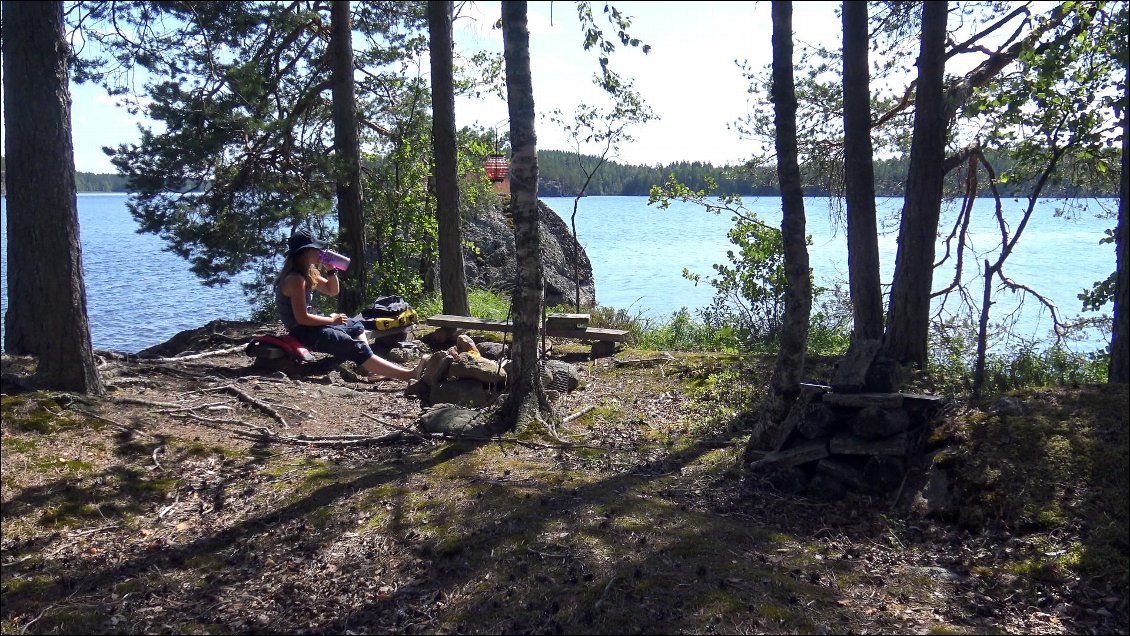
[319,249,351,272]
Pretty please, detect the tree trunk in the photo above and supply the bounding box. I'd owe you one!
[2,0,104,395]
[749,0,811,451]
[429,0,470,316]
[330,0,366,315]
[1111,60,1129,384]
[883,0,948,371]
[498,0,550,431]
[842,0,883,341]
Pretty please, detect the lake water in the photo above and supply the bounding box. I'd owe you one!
[0,193,1117,353]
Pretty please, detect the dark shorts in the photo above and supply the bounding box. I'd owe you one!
[291,318,372,365]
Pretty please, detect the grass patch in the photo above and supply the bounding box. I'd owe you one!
[943,385,1128,588]
[1,394,88,435]
[2,436,39,453]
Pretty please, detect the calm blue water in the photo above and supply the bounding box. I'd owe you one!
[542,195,1116,351]
[0,193,1116,353]
[1,194,255,353]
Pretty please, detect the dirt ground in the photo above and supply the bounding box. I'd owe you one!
[1,321,1127,634]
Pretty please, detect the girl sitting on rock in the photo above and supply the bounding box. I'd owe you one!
[275,232,420,381]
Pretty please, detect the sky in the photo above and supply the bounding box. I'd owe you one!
[56,1,843,174]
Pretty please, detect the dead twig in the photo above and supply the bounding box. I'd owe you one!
[594,576,619,612]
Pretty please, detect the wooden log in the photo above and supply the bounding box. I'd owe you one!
[822,392,905,409]
[849,405,911,439]
[830,338,881,393]
[772,390,820,450]
[828,431,908,456]
[797,403,845,440]
[816,458,869,491]
[748,440,829,471]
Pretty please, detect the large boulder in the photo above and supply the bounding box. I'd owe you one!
[461,196,596,308]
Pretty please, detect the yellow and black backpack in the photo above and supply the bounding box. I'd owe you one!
[360,295,419,332]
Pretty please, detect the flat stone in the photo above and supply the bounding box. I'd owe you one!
[797,403,844,439]
[822,392,905,409]
[748,440,829,471]
[429,379,494,408]
[477,341,506,360]
[417,404,494,436]
[849,405,911,439]
[449,352,507,385]
[816,458,868,491]
[420,351,453,386]
[829,432,909,456]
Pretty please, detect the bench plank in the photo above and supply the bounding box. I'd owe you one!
[545,313,590,329]
[426,314,628,343]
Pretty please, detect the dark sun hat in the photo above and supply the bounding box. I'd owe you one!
[286,231,325,257]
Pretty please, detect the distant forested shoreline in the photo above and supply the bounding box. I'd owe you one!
[3,149,1119,198]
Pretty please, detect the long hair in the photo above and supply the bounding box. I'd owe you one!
[275,250,320,292]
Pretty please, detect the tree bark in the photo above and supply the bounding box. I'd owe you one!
[883,0,948,370]
[2,0,104,395]
[498,0,550,431]
[1112,60,1129,384]
[429,0,470,316]
[330,0,366,315]
[750,0,812,451]
[842,1,883,341]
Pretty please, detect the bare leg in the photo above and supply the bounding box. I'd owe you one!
[360,354,415,381]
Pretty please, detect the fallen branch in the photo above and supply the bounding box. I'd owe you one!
[563,405,596,424]
[156,401,231,415]
[426,431,605,451]
[536,413,571,445]
[362,412,430,441]
[230,429,410,447]
[212,385,290,429]
[111,396,184,409]
[613,353,675,368]
[139,344,247,363]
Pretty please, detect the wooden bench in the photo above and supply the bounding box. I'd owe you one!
[425,313,629,356]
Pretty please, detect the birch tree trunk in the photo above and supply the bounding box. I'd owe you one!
[1111,60,1129,384]
[748,0,811,451]
[497,0,550,430]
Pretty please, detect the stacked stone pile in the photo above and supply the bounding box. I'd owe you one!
[749,339,945,498]
[406,334,580,408]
